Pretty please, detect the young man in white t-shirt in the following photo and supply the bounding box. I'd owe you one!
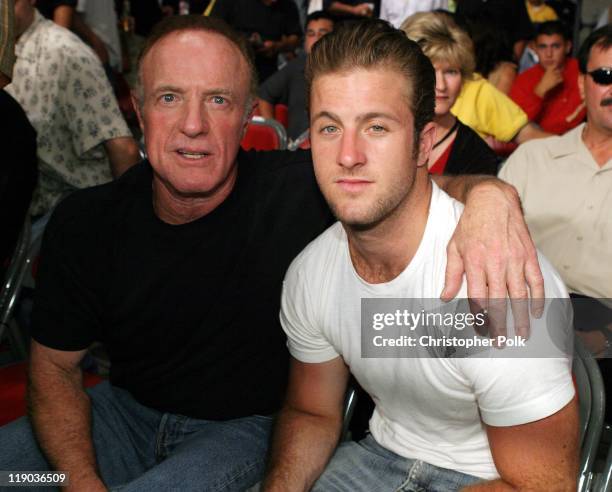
[262,20,579,491]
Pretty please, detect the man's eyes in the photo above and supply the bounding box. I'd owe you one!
[212,96,226,105]
[369,124,387,133]
[321,125,338,134]
[160,94,177,103]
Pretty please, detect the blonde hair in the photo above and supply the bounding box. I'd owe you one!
[400,12,475,79]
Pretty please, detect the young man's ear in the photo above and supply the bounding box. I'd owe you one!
[565,40,572,56]
[416,121,436,169]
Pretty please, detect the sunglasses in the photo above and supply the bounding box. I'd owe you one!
[587,67,612,85]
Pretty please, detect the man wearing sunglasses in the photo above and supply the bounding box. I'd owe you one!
[499,24,612,417]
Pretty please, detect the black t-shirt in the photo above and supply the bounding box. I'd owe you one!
[211,0,302,82]
[445,121,499,175]
[31,150,332,420]
[35,0,77,20]
[0,90,37,267]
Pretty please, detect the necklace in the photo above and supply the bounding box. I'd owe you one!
[433,119,459,149]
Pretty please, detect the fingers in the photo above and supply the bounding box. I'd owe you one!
[485,257,508,345]
[441,242,464,302]
[525,250,545,318]
[506,236,531,339]
[465,265,488,337]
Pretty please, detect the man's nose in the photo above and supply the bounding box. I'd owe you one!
[179,100,210,137]
[337,130,366,169]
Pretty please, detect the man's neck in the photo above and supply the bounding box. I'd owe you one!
[152,169,238,225]
[346,172,432,284]
[582,123,612,167]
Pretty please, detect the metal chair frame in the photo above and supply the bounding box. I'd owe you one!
[245,116,288,151]
[0,218,41,361]
[575,335,606,492]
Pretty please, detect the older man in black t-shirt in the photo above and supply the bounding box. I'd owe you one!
[0,14,546,492]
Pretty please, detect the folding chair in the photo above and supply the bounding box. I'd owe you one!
[288,129,310,151]
[241,116,288,151]
[340,385,358,443]
[0,218,32,361]
[274,104,289,130]
[575,335,606,492]
[594,433,612,491]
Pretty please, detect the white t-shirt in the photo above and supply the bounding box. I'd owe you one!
[280,182,575,480]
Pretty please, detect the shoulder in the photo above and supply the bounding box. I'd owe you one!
[284,222,344,282]
[564,58,580,77]
[0,90,35,133]
[46,161,148,234]
[430,182,464,232]
[44,21,99,66]
[511,133,563,162]
[242,149,314,180]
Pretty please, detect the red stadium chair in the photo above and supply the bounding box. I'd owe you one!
[241,116,288,151]
[274,104,289,130]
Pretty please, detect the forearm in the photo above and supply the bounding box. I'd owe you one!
[105,136,141,177]
[28,370,105,491]
[432,174,515,205]
[328,2,357,14]
[263,406,342,492]
[513,122,551,144]
[53,5,74,28]
[72,14,109,64]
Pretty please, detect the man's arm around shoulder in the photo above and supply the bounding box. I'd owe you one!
[463,398,579,491]
[28,341,106,492]
[262,356,349,492]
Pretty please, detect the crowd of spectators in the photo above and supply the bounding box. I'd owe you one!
[0,0,610,490]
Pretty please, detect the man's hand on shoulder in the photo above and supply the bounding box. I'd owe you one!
[437,176,545,338]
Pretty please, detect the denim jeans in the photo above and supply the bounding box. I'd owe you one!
[0,381,273,491]
[312,434,481,492]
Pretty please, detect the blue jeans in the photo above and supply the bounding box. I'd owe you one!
[313,434,481,492]
[0,382,272,491]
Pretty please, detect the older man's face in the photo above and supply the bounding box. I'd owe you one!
[580,44,612,134]
[136,30,252,203]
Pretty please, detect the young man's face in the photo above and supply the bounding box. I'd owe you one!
[304,18,334,54]
[535,33,570,70]
[136,30,252,201]
[309,67,432,229]
[579,45,612,135]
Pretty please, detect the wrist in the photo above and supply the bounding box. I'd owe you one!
[534,83,547,98]
[466,179,519,211]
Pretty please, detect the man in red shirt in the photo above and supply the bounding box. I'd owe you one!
[510,21,585,135]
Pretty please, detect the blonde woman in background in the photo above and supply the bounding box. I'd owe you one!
[401,12,499,174]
